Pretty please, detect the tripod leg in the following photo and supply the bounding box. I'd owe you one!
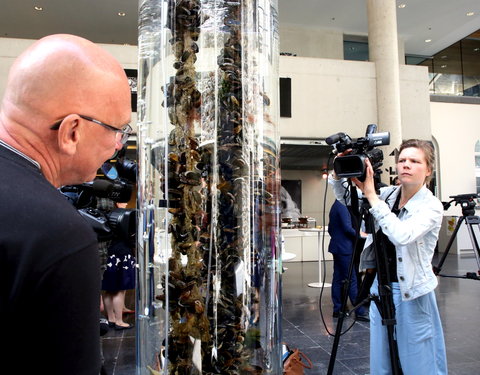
[464,216,480,273]
[433,216,465,275]
[327,208,366,375]
[367,215,403,375]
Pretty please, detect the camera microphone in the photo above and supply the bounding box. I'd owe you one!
[325,132,346,145]
[365,124,377,135]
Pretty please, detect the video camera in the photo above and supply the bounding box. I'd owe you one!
[442,193,479,216]
[59,158,137,241]
[326,124,390,181]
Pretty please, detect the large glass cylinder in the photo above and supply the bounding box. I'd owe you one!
[136,1,281,374]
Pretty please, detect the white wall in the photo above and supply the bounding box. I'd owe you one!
[279,26,405,63]
[0,38,430,141]
[279,26,344,59]
[278,56,432,140]
[279,56,377,138]
[0,37,138,100]
[399,64,432,140]
[430,102,480,213]
[0,39,34,100]
[0,37,139,125]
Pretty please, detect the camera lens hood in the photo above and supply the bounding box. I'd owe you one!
[334,154,367,179]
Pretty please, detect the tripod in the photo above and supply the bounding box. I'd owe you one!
[327,182,403,375]
[433,193,480,280]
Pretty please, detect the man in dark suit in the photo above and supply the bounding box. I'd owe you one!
[0,34,132,374]
[328,199,369,321]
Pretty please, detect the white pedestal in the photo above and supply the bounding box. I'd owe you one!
[299,229,332,288]
[282,252,296,262]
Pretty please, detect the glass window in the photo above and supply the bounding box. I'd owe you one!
[410,56,435,94]
[462,38,480,97]
[432,42,463,96]
[406,29,480,97]
[344,40,369,61]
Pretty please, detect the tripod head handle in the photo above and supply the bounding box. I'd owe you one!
[442,193,478,216]
[449,193,479,201]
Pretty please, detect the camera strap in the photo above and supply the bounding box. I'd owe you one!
[347,180,362,234]
[384,186,401,211]
[378,189,402,282]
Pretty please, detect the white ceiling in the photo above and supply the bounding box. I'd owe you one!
[1,0,480,56]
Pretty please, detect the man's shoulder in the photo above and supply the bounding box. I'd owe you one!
[1,162,97,267]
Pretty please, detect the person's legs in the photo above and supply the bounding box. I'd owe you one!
[346,265,368,317]
[369,280,447,375]
[331,255,342,314]
[369,278,397,375]
[113,290,130,328]
[346,259,358,303]
[102,292,116,324]
[395,291,447,375]
[122,289,134,314]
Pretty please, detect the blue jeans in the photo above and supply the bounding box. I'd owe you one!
[369,278,447,375]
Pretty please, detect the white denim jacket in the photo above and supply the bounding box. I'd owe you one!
[329,176,444,301]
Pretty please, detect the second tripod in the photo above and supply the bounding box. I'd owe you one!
[433,193,480,280]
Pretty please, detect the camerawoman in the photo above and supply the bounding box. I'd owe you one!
[328,134,448,375]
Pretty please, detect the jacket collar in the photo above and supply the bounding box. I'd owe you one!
[0,139,41,170]
[385,186,401,209]
[384,185,430,213]
[403,185,430,212]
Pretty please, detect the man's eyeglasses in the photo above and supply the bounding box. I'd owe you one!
[50,114,132,145]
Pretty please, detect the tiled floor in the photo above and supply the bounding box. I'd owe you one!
[103,253,480,374]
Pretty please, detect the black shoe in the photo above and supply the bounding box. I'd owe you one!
[356,314,370,322]
[114,323,134,331]
[100,318,110,336]
[332,311,340,318]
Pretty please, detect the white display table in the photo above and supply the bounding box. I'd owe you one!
[282,228,332,262]
[282,228,332,288]
[281,252,297,262]
[299,229,332,288]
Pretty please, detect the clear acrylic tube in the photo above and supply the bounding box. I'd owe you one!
[137,1,281,373]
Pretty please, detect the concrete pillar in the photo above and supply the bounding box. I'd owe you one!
[367,0,402,184]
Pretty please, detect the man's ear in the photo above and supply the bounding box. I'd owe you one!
[56,116,80,156]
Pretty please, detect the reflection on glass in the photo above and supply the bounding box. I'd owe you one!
[431,42,463,96]
[461,39,480,96]
[136,1,281,374]
[409,31,480,97]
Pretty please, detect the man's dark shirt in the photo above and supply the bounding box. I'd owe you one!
[0,143,101,374]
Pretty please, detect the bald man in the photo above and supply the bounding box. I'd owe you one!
[0,35,131,374]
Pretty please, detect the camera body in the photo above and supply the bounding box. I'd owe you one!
[60,158,137,241]
[326,124,390,181]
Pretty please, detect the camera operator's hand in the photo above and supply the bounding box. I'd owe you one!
[352,158,380,207]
